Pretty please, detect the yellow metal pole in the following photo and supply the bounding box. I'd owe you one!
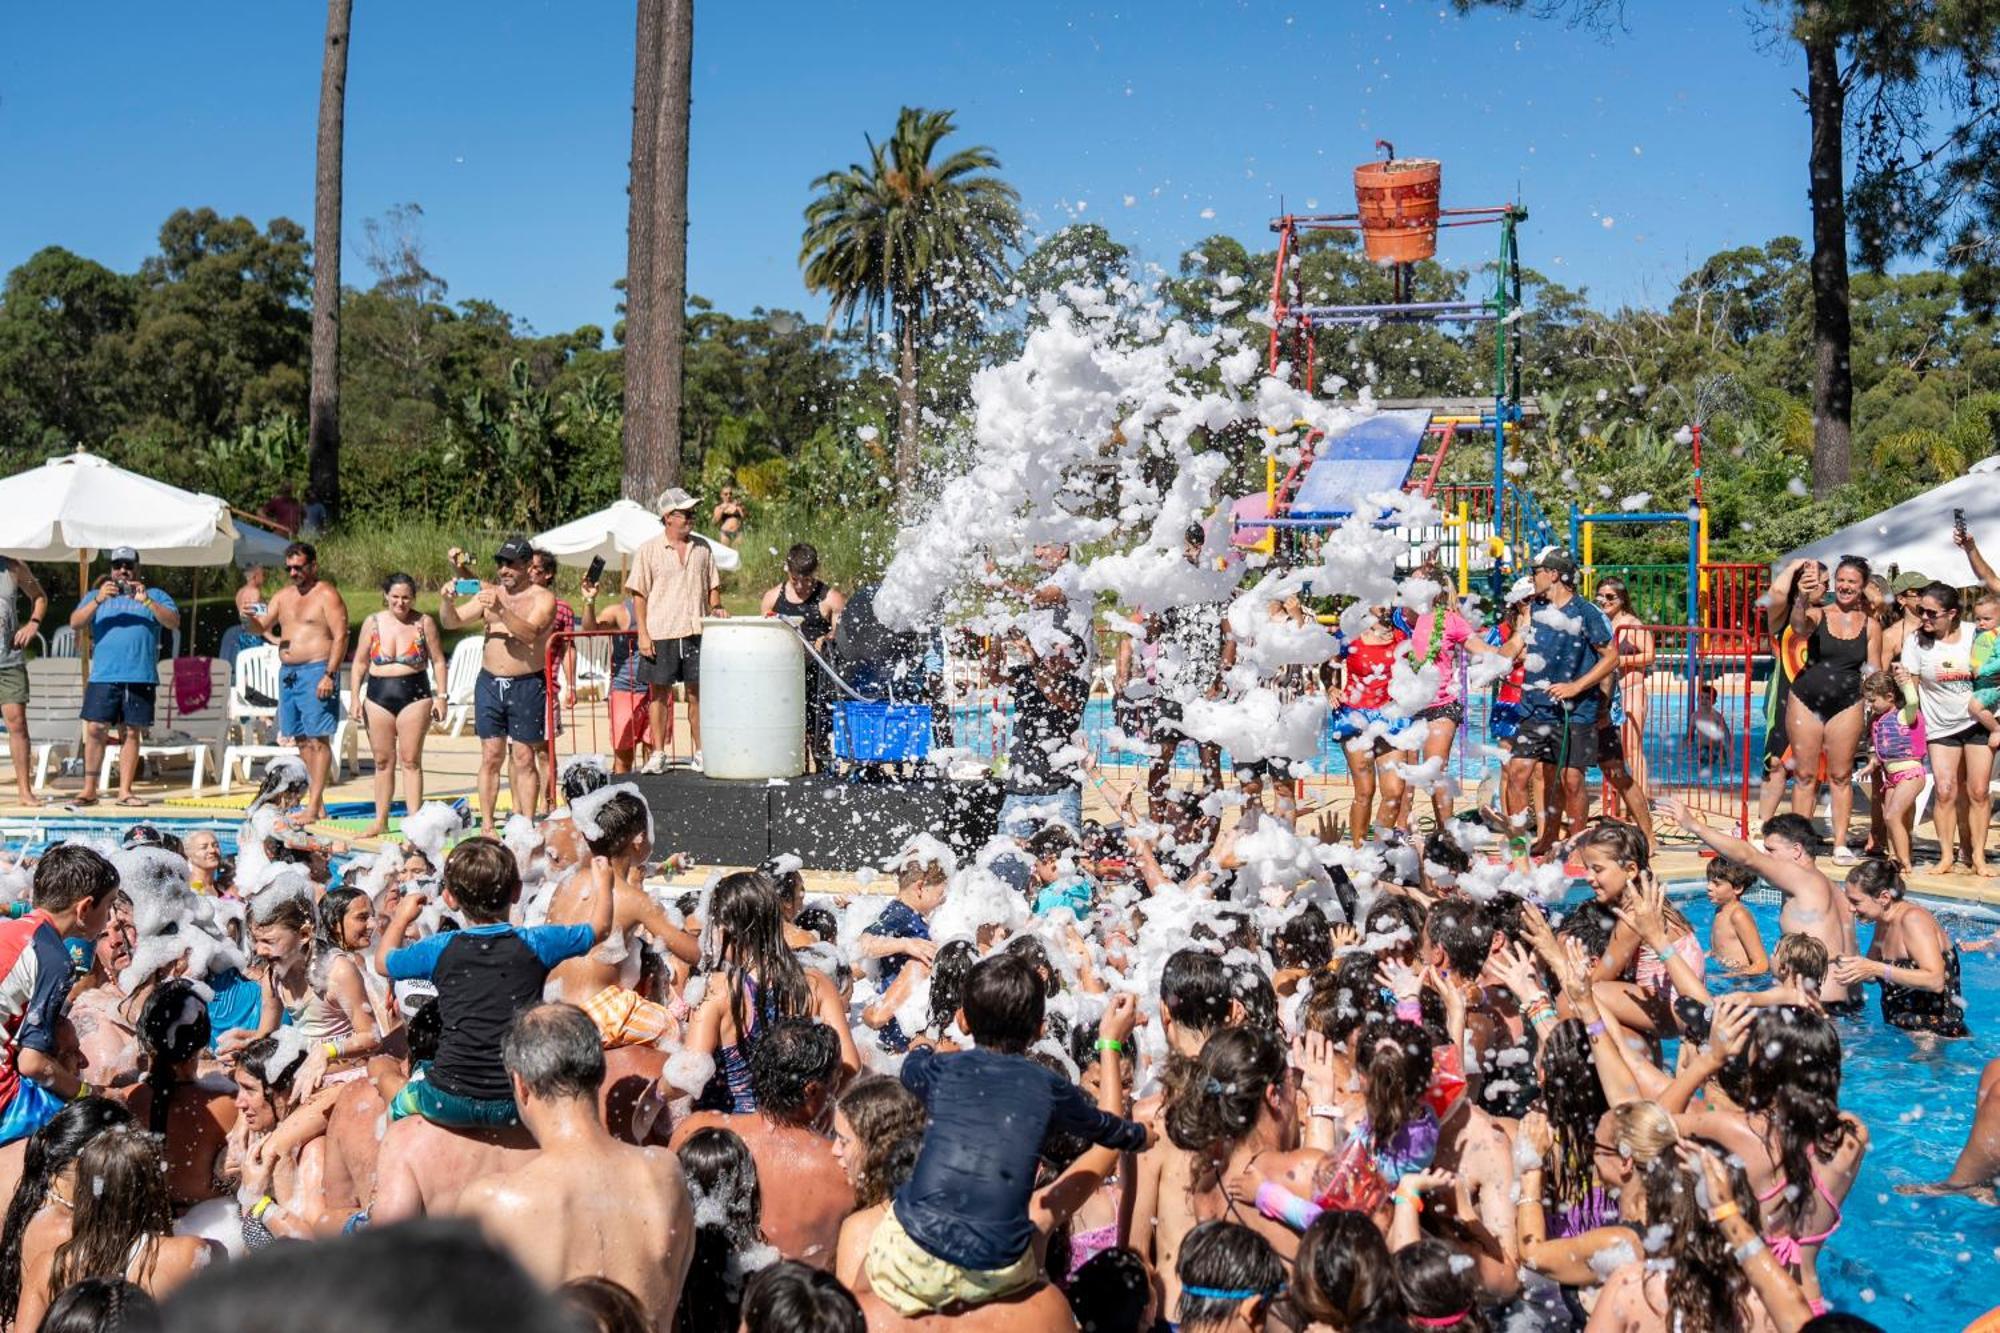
[1457,502,1470,595]
[1581,522,1595,594]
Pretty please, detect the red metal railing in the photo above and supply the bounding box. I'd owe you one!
[1699,563,1771,644]
[1599,625,1759,837]
[540,627,686,806]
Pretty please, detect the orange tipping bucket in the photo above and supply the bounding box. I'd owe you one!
[1353,142,1441,265]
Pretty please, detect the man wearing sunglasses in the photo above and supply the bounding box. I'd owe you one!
[245,541,350,820]
[441,535,556,833]
[66,547,179,807]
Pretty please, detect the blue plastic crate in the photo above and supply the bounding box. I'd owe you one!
[832,701,932,763]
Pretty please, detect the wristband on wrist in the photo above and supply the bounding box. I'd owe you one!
[250,1195,275,1221]
[1392,1188,1424,1213]
[324,1041,341,1061]
[73,1081,93,1102]
[1585,1019,1607,1038]
[1394,998,1422,1022]
[1707,1201,1740,1224]
[1307,1103,1341,1121]
[1731,1236,1766,1264]
[1093,1037,1124,1054]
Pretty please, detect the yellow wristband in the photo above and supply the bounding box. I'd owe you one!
[324,1042,341,1061]
[1708,1201,1741,1224]
[73,1081,93,1102]
[250,1195,274,1220]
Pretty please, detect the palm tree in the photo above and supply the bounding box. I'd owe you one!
[800,107,1020,492]
[307,0,352,525]
[623,0,693,502]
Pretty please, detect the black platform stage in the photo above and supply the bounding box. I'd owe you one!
[627,769,1006,869]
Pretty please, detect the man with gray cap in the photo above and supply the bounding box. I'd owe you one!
[67,547,180,806]
[624,488,724,772]
[1499,548,1618,855]
[442,535,556,832]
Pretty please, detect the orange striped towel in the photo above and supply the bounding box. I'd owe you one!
[582,985,674,1048]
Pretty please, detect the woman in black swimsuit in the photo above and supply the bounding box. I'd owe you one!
[1783,556,1880,861]
[347,572,447,838]
[1832,858,1971,1038]
[761,543,845,769]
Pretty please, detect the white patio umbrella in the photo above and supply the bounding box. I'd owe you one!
[532,498,742,573]
[0,450,246,565]
[1777,457,2000,582]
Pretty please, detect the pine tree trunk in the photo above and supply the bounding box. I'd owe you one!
[622,0,692,503]
[896,319,919,492]
[307,0,351,527]
[1805,30,1852,497]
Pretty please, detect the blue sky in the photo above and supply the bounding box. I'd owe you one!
[1,1,1811,339]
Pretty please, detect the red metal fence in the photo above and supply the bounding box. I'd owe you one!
[1599,625,1760,837]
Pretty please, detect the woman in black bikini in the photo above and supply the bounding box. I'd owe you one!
[347,573,447,839]
[1784,555,1879,862]
[761,544,845,770]
[1831,857,1971,1038]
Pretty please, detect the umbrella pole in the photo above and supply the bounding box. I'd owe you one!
[76,553,90,683]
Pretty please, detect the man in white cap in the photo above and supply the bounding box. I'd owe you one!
[67,547,180,806]
[624,488,725,772]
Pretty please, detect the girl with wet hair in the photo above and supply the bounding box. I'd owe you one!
[1579,820,1705,1035]
[675,1127,767,1333]
[1526,1018,1614,1237]
[229,884,384,1099]
[1173,1220,1285,1333]
[227,1034,331,1247]
[831,1077,928,1289]
[1832,857,1971,1037]
[1290,1210,1402,1330]
[38,1276,160,1333]
[1668,1005,1866,1313]
[21,1126,219,1330]
[0,1098,133,1324]
[1394,1237,1487,1333]
[682,872,858,1112]
[125,980,237,1212]
[316,884,399,1037]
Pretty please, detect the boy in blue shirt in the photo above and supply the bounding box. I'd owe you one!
[1025,825,1095,920]
[866,955,1147,1315]
[376,837,611,1128]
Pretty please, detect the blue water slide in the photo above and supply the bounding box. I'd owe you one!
[1287,408,1435,521]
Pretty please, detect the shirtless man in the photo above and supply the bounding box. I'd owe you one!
[669,1018,854,1269]
[245,541,349,820]
[367,1113,538,1222]
[456,1004,694,1329]
[441,536,556,834]
[1665,799,1858,1008]
[545,789,698,1011]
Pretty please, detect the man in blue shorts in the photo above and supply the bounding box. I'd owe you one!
[68,547,180,807]
[246,541,349,820]
[1500,549,1619,856]
[442,536,556,835]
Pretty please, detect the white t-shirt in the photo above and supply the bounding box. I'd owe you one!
[1901,622,1978,738]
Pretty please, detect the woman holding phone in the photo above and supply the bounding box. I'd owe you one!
[348,572,448,839]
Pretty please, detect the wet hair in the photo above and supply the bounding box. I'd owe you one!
[1845,857,1905,901]
[0,1098,134,1319]
[442,837,520,922]
[33,843,120,913]
[246,759,311,815]
[1761,812,1819,853]
[1026,825,1077,865]
[1002,934,1062,997]
[316,886,368,954]
[1274,905,1332,972]
[756,858,805,910]
[1421,830,1473,885]
[837,1076,926,1209]
[1175,1221,1284,1331]
[1393,1239,1485,1333]
[583,791,650,858]
[503,1003,606,1102]
[1423,898,1492,977]
[158,1219,575,1333]
[793,905,838,943]
[710,872,812,1062]
[559,1277,649,1333]
[562,759,612,804]
[1358,1019,1433,1152]
[1068,1247,1154,1333]
[236,1036,308,1103]
[1229,963,1279,1032]
[1301,952,1383,1045]
[1293,1210,1400,1330]
[1772,933,1829,987]
[381,572,417,598]
[783,544,821,579]
[39,1277,159,1333]
[1538,1019,1609,1213]
[1798,1317,1887,1333]
[923,940,978,1037]
[1167,1026,1286,1153]
[50,1126,174,1299]
[1741,1008,1856,1237]
[1361,894,1425,959]
[137,979,211,1135]
[1160,949,1233,1033]
[961,954,1045,1053]
[740,1261,863,1333]
[1555,900,1617,960]
[1575,819,1651,871]
[1638,1137,1760,1333]
[677,1128,764,1333]
[747,1019,839,1120]
[1705,857,1757,893]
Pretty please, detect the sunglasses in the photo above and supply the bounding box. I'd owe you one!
[1918,607,1947,618]
[110,562,136,571]
[284,563,310,573]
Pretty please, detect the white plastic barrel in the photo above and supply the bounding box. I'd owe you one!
[697,617,806,780]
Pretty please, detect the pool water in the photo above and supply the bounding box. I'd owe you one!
[1668,885,2000,1328]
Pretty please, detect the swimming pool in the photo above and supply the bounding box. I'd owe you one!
[0,813,247,859]
[1666,885,2000,1329]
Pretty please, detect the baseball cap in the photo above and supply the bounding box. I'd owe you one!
[109,546,140,565]
[1891,571,1930,594]
[494,536,533,565]
[1534,548,1578,579]
[653,486,700,514]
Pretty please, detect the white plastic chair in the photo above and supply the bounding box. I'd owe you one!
[102,659,226,793]
[222,645,357,789]
[47,626,77,659]
[441,637,483,736]
[230,644,281,740]
[14,660,85,790]
[572,636,613,700]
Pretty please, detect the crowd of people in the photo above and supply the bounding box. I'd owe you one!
[0,512,1996,1333]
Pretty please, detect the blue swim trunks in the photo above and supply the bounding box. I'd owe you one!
[1330,706,1395,746]
[279,661,338,739]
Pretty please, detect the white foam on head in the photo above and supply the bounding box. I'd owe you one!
[887,834,958,879]
[114,845,248,990]
[247,756,310,813]
[400,802,465,866]
[570,780,654,852]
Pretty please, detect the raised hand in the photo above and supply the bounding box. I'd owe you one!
[1489,943,1549,1005]
[1379,957,1422,1006]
